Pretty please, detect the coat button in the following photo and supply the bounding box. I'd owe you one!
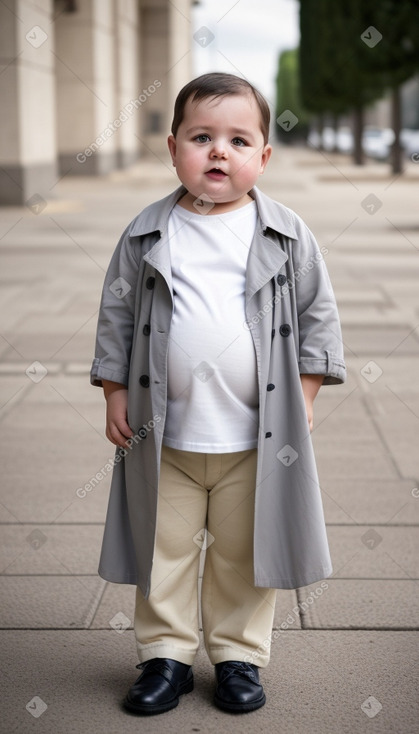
[279,323,291,337]
[139,374,150,387]
[265,431,272,438]
[277,273,287,286]
[146,276,155,289]
[143,324,150,336]
[267,383,275,391]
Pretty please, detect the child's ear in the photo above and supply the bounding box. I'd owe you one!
[167,135,177,166]
[259,144,272,174]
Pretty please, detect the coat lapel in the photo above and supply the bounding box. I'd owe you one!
[245,186,296,303]
[245,226,288,303]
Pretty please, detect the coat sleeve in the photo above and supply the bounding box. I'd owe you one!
[292,218,346,385]
[90,225,141,388]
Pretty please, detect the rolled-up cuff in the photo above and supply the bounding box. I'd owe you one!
[298,351,346,385]
[90,358,129,387]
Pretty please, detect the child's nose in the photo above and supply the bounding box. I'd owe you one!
[210,140,227,158]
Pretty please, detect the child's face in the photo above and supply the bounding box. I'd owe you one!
[167,93,272,213]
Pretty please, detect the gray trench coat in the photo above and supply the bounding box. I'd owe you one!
[90,185,346,599]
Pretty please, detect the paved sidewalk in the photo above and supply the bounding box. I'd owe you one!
[1,146,418,733]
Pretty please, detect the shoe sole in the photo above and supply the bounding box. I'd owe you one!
[123,677,194,716]
[214,692,266,713]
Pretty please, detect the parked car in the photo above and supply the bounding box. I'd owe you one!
[400,129,419,159]
[307,125,409,161]
[362,127,395,160]
[307,126,353,153]
[335,127,353,153]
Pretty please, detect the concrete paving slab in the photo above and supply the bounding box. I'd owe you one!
[19,375,105,405]
[339,311,417,328]
[0,376,30,410]
[326,526,419,579]
[315,451,398,479]
[333,287,389,305]
[1,334,94,365]
[345,355,419,390]
[9,314,98,339]
[0,332,97,363]
[1,399,105,441]
[321,479,419,524]
[341,325,419,356]
[342,259,419,282]
[89,582,136,631]
[0,428,107,477]
[0,472,110,524]
[298,579,419,629]
[2,629,418,734]
[0,576,105,628]
[367,394,419,478]
[311,389,375,434]
[0,524,103,576]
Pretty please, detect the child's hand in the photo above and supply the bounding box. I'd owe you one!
[303,397,314,433]
[102,381,133,447]
[300,374,324,433]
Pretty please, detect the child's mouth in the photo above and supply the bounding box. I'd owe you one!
[205,168,227,180]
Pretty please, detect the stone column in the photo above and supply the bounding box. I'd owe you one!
[139,0,192,159]
[113,0,141,168]
[168,0,193,121]
[54,0,116,176]
[0,0,57,206]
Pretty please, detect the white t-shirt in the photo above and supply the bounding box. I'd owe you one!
[162,200,259,453]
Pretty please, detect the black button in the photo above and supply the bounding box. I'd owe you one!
[271,328,275,338]
[138,428,147,439]
[277,274,287,286]
[267,383,275,391]
[146,276,155,289]
[265,432,272,438]
[143,324,150,336]
[139,374,150,387]
[279,324,291,337]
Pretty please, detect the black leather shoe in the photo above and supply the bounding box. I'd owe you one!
[214,661,266,713]
[123,657,193,715]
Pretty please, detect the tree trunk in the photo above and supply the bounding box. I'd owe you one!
[391,86,403,175]
[353,107,364,165]
[317,113,325,150]
[332,113,339,153]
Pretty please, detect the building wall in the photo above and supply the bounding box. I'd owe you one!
[0,0,193,205]
[0,0,57,205]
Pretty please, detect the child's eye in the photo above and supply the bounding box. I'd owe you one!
[194,134,210,143]
[232,137,247,147]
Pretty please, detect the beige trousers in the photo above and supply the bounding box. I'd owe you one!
[134,444,277,668]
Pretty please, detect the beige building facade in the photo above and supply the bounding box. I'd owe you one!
[0,0,194,205]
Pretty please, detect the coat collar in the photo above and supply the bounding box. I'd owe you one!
[133,185,297,303]
[128,185,298,240]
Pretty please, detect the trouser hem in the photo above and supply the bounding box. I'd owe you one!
[136,642,197,666]
[207,645,271,668]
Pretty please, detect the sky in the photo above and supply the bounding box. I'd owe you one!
[191,0,300,110]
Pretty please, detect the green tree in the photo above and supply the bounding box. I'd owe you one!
[361,0,419,172]
[275,48,311,142]
[299,0,419,171]
[299,0,386,164]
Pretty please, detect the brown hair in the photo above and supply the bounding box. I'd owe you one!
[171,72,270,145]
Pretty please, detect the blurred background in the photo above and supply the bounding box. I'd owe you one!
[1,4,419,732]
[1,0,418,207]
